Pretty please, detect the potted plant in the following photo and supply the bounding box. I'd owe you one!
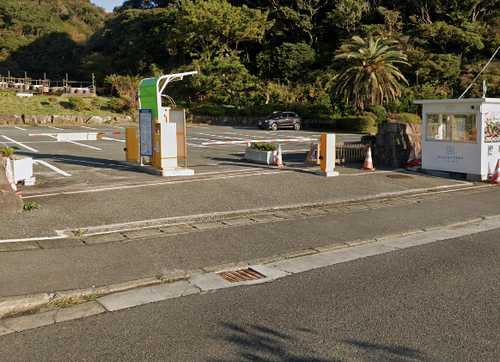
[244,143,277,165]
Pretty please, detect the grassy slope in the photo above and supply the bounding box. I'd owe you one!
[0,91,124,117]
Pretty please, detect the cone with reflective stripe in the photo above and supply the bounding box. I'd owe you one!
[276,144,284,168]
[306,143,319,165]
[491,160,500,184]
[362,146,375,171]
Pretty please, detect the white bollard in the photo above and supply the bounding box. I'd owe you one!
[320,133,339,177]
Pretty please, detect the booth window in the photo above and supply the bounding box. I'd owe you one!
[426,113,477,143]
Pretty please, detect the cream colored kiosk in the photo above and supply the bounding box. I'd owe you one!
[415,98,500,180]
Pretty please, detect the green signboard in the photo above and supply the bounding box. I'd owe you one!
[138,78,159,121]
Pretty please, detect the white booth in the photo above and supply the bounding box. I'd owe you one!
[415,98,500,181]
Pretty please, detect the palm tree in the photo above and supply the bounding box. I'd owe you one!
[334,36,409,111]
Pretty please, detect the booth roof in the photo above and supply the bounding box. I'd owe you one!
[414,98,500,105]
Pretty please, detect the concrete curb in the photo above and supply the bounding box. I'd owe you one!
[59,181,477,237]
[0,271,188,320]
[1,214,499,337]
[0,183,491,249]
[0,293,51,319]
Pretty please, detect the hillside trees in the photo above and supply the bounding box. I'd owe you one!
[84,8,178,77]
[1,0,499,118]
[173,0,270,60]
[0,0,105,77]
[334,36,409,111]
[170,0,270,105]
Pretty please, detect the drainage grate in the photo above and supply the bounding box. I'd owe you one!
[218,268,266,283]
[386,174,413,179]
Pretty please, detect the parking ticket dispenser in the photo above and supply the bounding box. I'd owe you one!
[130,72,197,176]
[125,127,140,163]
[319,133,339,177]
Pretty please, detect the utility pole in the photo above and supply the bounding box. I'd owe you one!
[92,73,96,96]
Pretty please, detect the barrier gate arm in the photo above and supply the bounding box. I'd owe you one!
[157,71,198,96]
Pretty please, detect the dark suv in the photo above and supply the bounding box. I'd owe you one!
[258,111,302,131]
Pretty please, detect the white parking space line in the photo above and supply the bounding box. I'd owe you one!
[102,136,125,143]
[51,158,130,169]
[66,140,102,151]
[188,137,213,141]
[80,125,99,130]
[202,137,316,146]
[47,125,65,131]
[187,142,208,148]
[1,135,39,153]
[34,160,72,177]
[44,134,102,150]
[14,126,27,131]
[196,132,248,141]
[22,169,283,199]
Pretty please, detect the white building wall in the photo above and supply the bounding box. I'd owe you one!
[421,101,483,177]
[480,102,500,178]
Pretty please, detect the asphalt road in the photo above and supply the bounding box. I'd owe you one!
[1,186,499,297]
[1,228,499,361]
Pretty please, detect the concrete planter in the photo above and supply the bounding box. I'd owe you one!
[244,147,277,165]
[3,156,35,188]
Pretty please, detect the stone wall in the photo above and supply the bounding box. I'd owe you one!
[374,122,421,168]
[0,114,132,126]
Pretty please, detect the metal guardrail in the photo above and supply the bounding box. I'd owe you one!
[336,142,366,164]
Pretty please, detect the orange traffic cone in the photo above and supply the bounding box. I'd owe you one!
[306,143,319,165]
[362,146,375,171]
[275,144,284,168]
[491,160,500,184]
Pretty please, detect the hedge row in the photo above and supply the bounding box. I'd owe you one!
[392,112,422,124]
[190,103,419,134]
[334,115,377,134]
[190,103,332,120]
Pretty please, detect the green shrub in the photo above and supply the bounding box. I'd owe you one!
[192,103,229,117]
[23,201,40,211]
[369,105,387,124]
[334,114,377,134]
[107,97,129,113]
[0,146,15,157]
[394,112,422,124]
[250,143,277,151]
[191,103,332,120]
[67,97,87,111]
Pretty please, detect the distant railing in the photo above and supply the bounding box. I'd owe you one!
[0,75,95,96]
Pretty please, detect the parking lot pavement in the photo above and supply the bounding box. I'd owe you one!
[0,124,472,241]
[1,124,361,195]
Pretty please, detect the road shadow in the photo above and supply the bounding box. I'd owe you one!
[342,339,428,361]
[16,151,145,173]
[209,322,429,362]
[208,322,335,362]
